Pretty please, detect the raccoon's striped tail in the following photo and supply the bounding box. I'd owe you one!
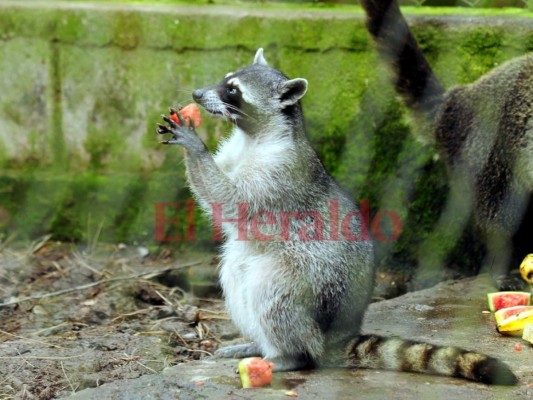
[360,0,445,118]
[347,334,517,385]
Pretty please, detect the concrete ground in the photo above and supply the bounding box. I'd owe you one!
[67,275,533,400]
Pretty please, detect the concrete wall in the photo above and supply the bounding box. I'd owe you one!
[0,1,532,279]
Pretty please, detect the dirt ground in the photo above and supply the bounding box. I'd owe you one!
[1,240,532,399]
[0,240,242,400]
[66,273,533,400]
[0,237,416,400]
[0,239,505,400]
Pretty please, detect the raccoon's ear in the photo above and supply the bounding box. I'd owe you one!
[253,48,268,66]
[279,78,308,106]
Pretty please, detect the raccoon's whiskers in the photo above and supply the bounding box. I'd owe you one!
[221,102,255,121]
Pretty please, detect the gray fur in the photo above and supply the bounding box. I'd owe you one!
[361,0,533,289]
[157,49,516,384]
[434,56,533,282]
[161,48,374,371]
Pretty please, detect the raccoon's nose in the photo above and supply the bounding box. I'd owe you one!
[192,89,204,102]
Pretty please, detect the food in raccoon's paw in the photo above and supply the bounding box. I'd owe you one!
[487,291,531,312]
[520,254,533,284]
[170,103,202,127]
[238,357,274,388]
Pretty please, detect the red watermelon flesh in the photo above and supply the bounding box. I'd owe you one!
[238,357,274,388]
[487,291,531,312]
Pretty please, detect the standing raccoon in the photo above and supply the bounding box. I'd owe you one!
[361,0,533,290]
[157,49,516,384]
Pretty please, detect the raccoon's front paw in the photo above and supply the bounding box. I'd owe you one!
[156,108,206,155]
[215,342,261,359]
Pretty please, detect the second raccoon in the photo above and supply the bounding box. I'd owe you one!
[362,0,533,290]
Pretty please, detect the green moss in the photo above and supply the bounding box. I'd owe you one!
[523,31,533,51]
[1,3,532,282]
[53,10,87,43]
[0,168,212,246]
[448,30,497,82]
[410,21,447,63]
[357,100,412,200]
[113,11,142,49]
[463,27,505,52]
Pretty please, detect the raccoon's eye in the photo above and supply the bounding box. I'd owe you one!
[226,87,238,96]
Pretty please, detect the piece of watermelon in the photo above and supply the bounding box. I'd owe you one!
[487,291,531,312]
[497,309,533,336]
[169,103,202,128]
[523,323,533,344]
[238,357,274,388]
[494,305,533,324]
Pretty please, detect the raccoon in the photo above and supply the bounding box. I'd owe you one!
[156,48,516,384]
[361,0,533,290]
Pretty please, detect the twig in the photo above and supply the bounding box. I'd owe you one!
[72,252,104,277]
[135,360,157,374]
[155,289,174,306]
[197,308,231,320]
[0,260,204,308]
[30,322,69,337]
[15,348,35,368]
[30,234,53,254]
[0,352,90,360]
[0,329,63,349]
[61,360,77,394]
[186,348,213,356]
[111,307,154,322]
[134,331,167,336]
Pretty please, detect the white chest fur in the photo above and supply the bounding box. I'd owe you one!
[213,128,249,179]
[218,240,280,353]
[212,127,295,356]
[214,127,294,180]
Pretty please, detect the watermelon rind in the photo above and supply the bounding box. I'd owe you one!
[523,323,533,344]
[238,357,273,388]
[238,357,256,388]
[487,291,531,312]
[497,309,533,336]
[494,305,533,324]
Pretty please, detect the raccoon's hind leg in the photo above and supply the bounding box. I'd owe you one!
[476,175,530,291]
[485,230,528,291]
[215,342,261,359]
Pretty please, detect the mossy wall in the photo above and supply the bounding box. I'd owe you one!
[0,1,532,280]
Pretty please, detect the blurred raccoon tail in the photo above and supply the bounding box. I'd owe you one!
[346,334,517,385]
[360,0,445,119]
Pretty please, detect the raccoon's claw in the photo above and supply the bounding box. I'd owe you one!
[169,107,180,116]
[160,138,181,145]
[156,123,170,135]
[161,114,179,128]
